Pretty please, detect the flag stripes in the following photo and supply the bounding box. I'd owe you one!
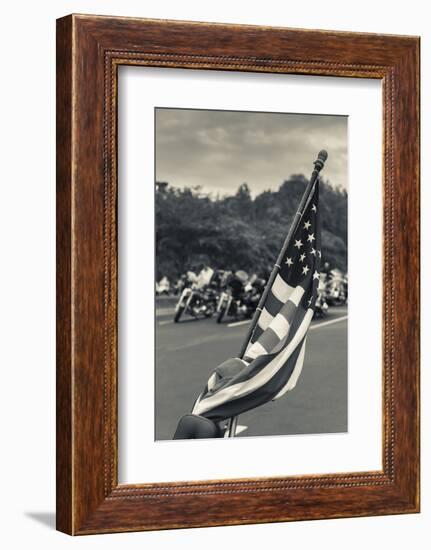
[273,337,307,399]
[272,274,295,302]
[247,285,306,359]
[192,309,314,418]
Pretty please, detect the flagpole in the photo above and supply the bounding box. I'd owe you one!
[226,149,328,438]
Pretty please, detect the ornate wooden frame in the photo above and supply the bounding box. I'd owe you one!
[56,14,420,534]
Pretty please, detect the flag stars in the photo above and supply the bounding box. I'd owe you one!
[294,239,303,249]
[311,204,317,212]
[307,233,315,243]
[308,297,313,306]
[299,253,306,262]
[285,257,293,267]
[303,220,311,230]
[311,247,316,256]
[302,265,310,275]
[313,270,320,280]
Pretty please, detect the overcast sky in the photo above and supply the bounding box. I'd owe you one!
[155,108,348,196]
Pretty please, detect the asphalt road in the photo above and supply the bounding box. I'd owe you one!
[155,305,348,440]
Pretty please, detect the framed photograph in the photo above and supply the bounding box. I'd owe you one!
[56,15,420,534]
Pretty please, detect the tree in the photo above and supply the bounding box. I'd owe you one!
[155,177,348,280]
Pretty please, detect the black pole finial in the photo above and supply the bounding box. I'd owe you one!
[314,150,328,172]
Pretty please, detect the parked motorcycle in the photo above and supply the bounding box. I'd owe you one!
[326,269,347,306]
[314,277,329,318]
[314,291,329,318]
[155,276,170,296]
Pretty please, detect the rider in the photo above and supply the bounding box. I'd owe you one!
[195,264,214,289]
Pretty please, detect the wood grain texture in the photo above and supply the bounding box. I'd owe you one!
[56,14,420,535]
[56,16,73,535]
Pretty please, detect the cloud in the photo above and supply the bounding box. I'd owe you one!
[155,108,347,195]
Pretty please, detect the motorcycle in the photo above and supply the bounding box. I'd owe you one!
[174,284,218,323]
[216,274,264,323]
[216,289,235,323]
[313,276,329,318]
[314,291,329,318]
[327,270,347,306]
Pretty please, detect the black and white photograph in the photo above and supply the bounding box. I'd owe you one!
[155,107,348,440]
[0,0,424,545]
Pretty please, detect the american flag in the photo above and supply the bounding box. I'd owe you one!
[192,182,321,421]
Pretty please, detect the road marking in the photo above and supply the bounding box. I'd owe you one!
[160,314,346,329]
[227,315,347,330]
[156,307,176,318]
[310,315,348,331]
[227,320,250,328]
